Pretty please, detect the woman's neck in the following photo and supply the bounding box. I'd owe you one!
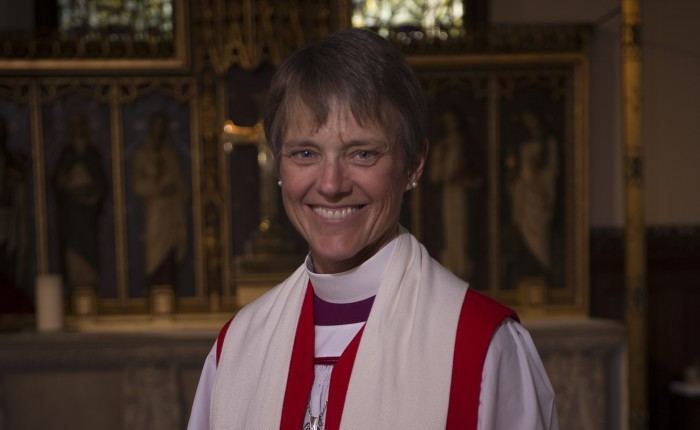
[305,236,399,303]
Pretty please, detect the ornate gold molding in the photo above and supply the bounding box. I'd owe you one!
[198,71,227,311]
[195,0,336,72]
[0,0,189,72]
[392,24,590,55]
[0,81,31,102]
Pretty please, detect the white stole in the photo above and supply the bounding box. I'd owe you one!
[211,231,468,429]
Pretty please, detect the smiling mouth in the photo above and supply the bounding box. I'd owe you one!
[311,205,363,220]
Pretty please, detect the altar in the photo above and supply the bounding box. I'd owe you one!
[0,318,625,430]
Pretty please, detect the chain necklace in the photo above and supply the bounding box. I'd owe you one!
[304,401,328,430]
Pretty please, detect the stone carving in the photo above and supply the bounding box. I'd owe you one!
[533,320,626,430]
[0,321,624,430]
[542,351,606,430]
[123,365,181,430]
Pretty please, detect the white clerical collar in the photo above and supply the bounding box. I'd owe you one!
[305,236,398,304]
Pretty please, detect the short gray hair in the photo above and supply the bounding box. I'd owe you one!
[263,29,427,173]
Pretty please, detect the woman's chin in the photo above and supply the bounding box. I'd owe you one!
[308,245,365,274]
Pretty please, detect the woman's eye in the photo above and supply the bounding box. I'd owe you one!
[351,150,378,164]
[291,149,317,161]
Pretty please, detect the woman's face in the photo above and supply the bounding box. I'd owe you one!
[279,102,421,274]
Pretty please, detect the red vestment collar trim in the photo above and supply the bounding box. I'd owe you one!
[280,283,316,430]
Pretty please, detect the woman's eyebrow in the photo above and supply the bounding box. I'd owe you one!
[282,139,320,148]
[343,138,390,149]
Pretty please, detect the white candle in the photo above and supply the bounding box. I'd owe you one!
[36,274,64,332]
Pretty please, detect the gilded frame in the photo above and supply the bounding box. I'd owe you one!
[21,77,205,315]
[0,0,189,72]
[409,53,589,316]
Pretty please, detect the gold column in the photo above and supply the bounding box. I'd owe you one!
[110,83,129,305]
[199,72,225,312]
[621,0,647,428]
[29,83,49,274]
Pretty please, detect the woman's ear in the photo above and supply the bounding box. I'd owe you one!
[406,139,429,190]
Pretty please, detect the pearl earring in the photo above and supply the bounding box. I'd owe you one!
[277,179,282,187]
[410,181,418,189]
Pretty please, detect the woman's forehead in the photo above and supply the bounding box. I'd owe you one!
[285,100,383,136]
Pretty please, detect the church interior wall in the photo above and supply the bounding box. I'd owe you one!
[642,0,700,225]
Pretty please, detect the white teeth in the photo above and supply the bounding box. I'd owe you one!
[313,206,359,220]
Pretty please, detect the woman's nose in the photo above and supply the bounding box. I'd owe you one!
[318,158,351,198]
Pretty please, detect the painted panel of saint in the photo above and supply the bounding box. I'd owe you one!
[498,81,566,292]
[421,84,489,289]
[0,101,34,313]
[123,95,194,298]
[42,95,115,298]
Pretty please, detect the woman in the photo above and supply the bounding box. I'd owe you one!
[188,29,557,430]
